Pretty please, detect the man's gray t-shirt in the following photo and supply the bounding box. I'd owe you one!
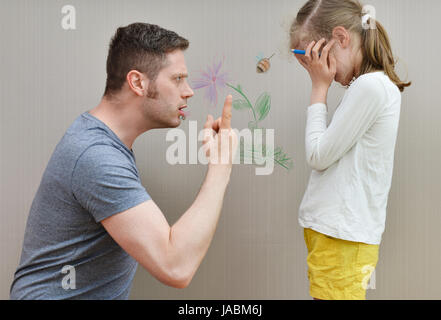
[10,111,151,299]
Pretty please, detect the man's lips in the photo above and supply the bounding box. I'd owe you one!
[178,105,188,117]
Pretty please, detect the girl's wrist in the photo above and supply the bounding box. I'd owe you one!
[310,85,329,105]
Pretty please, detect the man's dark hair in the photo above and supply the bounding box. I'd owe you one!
[103,22,189,97]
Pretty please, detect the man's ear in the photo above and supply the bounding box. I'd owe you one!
[332,26,350,49]
[126,70,147,97]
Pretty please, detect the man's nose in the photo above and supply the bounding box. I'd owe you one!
[183,81,194,98]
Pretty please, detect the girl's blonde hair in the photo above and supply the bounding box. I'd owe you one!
[290,0,411,92]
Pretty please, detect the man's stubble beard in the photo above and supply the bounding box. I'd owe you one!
[142,83,179,129]
[147,80,159,99]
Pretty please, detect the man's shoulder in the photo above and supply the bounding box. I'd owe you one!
[55,113,129,165]
[76,143,130,168]
[42,113,131,185]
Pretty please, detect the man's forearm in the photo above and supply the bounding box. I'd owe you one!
[167,165,232,285]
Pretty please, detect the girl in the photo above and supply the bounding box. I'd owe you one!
[290,0,411,300]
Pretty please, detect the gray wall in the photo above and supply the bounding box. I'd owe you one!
[1,0,440,299]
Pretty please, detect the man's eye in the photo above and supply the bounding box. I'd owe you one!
[176,76,182,82]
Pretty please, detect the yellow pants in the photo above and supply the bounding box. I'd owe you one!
[304,228,379,300]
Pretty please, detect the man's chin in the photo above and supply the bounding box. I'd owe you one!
[168,118,182,128]
[150,119,181,129]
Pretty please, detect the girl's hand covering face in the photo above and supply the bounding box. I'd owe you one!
[295,38,337,90]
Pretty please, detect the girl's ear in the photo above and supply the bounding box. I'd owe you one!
[332,26,350,49]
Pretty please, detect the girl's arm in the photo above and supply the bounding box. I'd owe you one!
[305,78,387,171]
[295,38,337,106]
[294,39,388,171]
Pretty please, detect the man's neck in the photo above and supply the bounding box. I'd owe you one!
[88,97,148,151]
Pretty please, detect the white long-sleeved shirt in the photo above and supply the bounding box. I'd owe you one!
[298,71,401,245]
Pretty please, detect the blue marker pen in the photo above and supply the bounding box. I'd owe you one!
[292,49,322,57]
[292,49,306,55]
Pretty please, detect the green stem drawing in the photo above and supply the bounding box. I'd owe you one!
[226,83,258,125]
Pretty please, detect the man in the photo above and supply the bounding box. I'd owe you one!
[10,22,237,299]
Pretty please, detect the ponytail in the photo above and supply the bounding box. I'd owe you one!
[360,18,411,92]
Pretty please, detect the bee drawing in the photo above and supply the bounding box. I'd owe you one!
[256,53,275,74]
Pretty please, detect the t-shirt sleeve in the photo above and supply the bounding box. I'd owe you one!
[305,74,388,171]
[71,144,151,222]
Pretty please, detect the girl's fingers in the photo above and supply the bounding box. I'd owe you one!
[329,51,337,75]
[320,39,336,65]
[312,38,326,60]
[304,41,316,61]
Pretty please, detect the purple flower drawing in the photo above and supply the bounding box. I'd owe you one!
[191,58,229,108]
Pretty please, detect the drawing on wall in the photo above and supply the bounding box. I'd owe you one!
[191,58,229,109]
[227,83,293,170]
[192,58,293,171]
[256,53,275,74]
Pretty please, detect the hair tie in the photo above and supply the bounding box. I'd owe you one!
[362,13,372,29]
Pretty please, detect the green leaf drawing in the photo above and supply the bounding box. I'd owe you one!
[239,141,294,170]
[227,83,255,120]
[254,92,271,121]
[233,99,251,111]
[272,146,294,170]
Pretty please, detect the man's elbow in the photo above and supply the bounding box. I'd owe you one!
[164,267,193,289]
[168,278,191,289]
[145,259,193,288]
[143,266,192,289]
